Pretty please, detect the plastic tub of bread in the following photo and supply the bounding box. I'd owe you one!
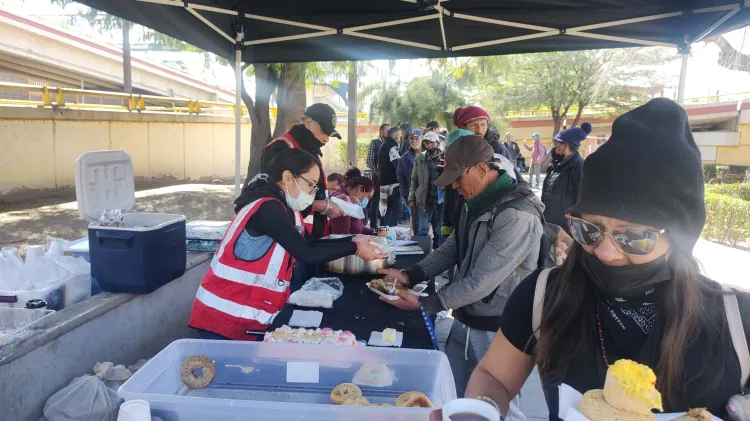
[118,339,456,421]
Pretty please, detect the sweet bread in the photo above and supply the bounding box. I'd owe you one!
[671,408,713,421]
[355,363,393,386]
[342,396,370,406]
[331,383,362,405]
[396,391,433,408]
[180,355,216,389]
[580,390,656,421]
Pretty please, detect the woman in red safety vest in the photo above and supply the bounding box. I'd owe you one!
[189,148,386,340]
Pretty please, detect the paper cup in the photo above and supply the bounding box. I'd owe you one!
[442,398,500,421]
[24,246,44,266]
[117,399,151,421]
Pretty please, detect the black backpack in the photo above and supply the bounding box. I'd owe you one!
[487,193,559,269]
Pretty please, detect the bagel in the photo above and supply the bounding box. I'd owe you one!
[180,355,216,389]
[396,391,432,408]
[331,383,362,405]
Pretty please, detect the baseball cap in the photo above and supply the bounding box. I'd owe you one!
[410,129,423,137]
[532,132,541,137]
[303,103,341,139]
[423,132,439,143]
[426,121,440,129]
[435,135,494,187]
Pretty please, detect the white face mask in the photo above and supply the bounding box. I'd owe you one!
[284,178,315,211]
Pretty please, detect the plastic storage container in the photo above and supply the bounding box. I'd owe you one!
[63,238,102,296]
[0,307,56,347]
[119,339,456,421]
[0,273,90,310]
[75,151,187,294]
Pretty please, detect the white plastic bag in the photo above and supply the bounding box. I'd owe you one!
[288,277,344,309]
[43,373,122,421]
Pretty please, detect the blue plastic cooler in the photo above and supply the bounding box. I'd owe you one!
[75,151,187,294]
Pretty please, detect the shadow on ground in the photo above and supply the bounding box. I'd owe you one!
[0,185,236,253]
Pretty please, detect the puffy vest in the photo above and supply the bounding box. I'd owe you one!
[263,132,330,237]
[189,197,302,340]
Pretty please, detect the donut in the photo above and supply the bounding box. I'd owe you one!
[396,391,433,408]
[342,396,370,406]
[356,363,393,386]
[330,383,362,405]
[180,355,216,389]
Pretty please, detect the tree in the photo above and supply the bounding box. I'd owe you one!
[497,49,673,134]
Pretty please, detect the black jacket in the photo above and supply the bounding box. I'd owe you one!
[541,152,584,231]
[378,136,400,185]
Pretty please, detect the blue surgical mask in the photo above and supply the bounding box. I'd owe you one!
[357,197,369,209]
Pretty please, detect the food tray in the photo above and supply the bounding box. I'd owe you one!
[118,339,456,421]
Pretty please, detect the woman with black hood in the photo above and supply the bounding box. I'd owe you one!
[189,148,386,341]
[429,98,750,421]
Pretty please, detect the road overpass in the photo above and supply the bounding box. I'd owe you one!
[0,9,234,102]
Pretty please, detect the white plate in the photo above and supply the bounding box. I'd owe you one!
[368,287,400,301]
[368,331,403,347]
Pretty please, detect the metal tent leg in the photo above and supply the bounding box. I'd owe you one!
[677,52,689,104]
[234,43,242,198]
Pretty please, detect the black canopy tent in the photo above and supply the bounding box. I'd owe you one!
[73,0,750,195]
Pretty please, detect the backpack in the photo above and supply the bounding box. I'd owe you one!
[487,193,559,270]
[531,269,750,392]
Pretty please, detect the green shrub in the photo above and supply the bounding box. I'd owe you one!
[335,138,371,168]
[704,183,750,202]
[704,164,717,181]
[702,191,750,247]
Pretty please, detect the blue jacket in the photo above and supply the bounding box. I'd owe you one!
[397,150,417,201]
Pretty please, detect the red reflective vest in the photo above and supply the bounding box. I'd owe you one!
[263,132,330,237]
[188,197,302,340]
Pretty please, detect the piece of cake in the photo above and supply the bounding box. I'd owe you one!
[603,360,663,414]
[579,359,662,421]
[382,328,397,343]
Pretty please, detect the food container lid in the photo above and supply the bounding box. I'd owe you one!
[74,150,135,222]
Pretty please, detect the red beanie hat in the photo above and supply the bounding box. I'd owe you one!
[452,106,490,128]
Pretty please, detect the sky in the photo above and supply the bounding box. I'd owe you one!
[4,0,750,103]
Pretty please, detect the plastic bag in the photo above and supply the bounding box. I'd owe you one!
[43,373,122,421]
[288,277,344,309]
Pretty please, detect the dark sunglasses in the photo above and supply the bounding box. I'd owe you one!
[566,215,665,256]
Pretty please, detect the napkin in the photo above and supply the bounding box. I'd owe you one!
[288,310,323,328]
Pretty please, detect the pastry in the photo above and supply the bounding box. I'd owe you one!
[396,391,433,408]
[355,362,393,387]
[580,390,656,421]
[342,396,370,406]
[603,360,663,414]
[671,408,713,421]
[331,383,362,405]
[264,326,357,346]
[579,359,662,421]
[180,355,216,389]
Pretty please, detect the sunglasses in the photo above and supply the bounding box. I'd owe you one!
[566,215,665,256]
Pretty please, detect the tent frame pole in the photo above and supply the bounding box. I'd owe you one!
[690,5,741,44]
[677,49,689,105]
[234,33,243,198]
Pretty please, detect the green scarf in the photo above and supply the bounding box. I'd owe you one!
[460,172,515,260]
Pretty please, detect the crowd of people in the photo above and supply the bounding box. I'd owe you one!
[186,99,750,421]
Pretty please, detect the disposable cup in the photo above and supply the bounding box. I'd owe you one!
[442,398,500,421]
[117,399,151,421]
[24,246,44,266]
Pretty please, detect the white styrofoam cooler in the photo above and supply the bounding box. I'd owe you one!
[74,151,187,294]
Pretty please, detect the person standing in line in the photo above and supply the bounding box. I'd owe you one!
[399,122,414,155]
[523,133,547,189]
[329,168,377,236]
[398,130,423,234]
[541,122,590,231]
[366,123,390,230]
[425,120,446,143]
[378,126,405,227]
[409,131,444,250]
[379,135,542,421]
[504,132,522,169]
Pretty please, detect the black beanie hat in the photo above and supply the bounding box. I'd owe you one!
[568,98,705,252]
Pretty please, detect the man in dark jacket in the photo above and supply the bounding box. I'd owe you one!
[398,122,414,155]
[398,130,423,234]
[261,103,344,239]
[378,126,404,227]
[542,122,591,231]
[366,123,390,229]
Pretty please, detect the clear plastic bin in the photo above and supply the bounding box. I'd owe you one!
[119,339,456,421]
[0,273,91,310]
[0,307,56,348]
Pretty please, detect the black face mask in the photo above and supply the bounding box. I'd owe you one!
[578,248,672,301]
[551,150,564,162]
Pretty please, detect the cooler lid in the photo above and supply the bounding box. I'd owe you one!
[74,150,135,222]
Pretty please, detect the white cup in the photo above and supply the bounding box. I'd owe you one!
[442,398,500,421]
[24,246,44,267]
[117,400,151,421]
